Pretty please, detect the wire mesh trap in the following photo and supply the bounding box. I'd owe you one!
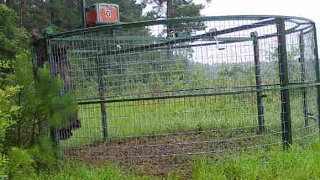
[34,15,320,172]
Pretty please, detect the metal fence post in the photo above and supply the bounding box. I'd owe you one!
[95,57,108,141]
[251,31,265,134]
[299,31,309,128]
[312,23,320,133]
[276,18,292,149]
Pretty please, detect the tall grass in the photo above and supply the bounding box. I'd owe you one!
[38,163,154,180]
[192,139,320,180]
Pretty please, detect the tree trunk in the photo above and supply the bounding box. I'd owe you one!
[0,0,5,5]
[5,0,10,7]
[20,0,23,27]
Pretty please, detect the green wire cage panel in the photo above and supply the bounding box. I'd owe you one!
[36,15,319,169]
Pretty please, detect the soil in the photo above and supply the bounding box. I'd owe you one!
[63,129,262,178]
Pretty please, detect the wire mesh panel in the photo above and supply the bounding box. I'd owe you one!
[42,15,319,170]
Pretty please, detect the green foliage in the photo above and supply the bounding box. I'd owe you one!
[192,157,226,180]
[28,137,59,169]
[0,8,75,178]
[7,0,148,31]
[0,5,29,59]
[5,52,78,154]
[0,157,8,180]
[34,63,78,128]
[0,5,29,85]
[46,0,81,30]
[0,86,20,150]
[38,163,154,180]
[0,53,78,179]
[5,0,209,31]
[0,84,20,180]
[192,140,320,180]
[0,6,78,175]
[7,147,37,180]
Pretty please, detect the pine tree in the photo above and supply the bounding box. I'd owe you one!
[6,0,148,31]
[0,5,29,80]
[6,53,78,148]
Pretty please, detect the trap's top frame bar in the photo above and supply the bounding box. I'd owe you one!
[47,15,315,39]
[47,15,315,55]
[48,17,310,44]
[95,18,313,57]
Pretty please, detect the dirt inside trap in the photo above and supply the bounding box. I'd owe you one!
[63,128,270,176]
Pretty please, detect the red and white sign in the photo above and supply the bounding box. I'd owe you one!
[85,3,120,27]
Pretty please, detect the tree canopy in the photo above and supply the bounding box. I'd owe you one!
[0,5,29,59]
[0,0,210,31]
[0,5,29,75]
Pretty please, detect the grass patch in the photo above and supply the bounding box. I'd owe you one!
[192,139,320,180]
[38,163,183,180]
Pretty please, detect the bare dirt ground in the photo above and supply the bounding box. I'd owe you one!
[63,129,262,178]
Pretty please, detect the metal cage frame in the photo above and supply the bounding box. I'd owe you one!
[33,15,319,169]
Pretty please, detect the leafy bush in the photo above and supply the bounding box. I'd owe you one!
[7,148,37,180]
[0,84,20,179]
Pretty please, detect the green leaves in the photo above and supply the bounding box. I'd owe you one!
[0,5,78,180]
[0,5,29,78]
[0,5,29,49]
[7,148,37,180]
[0,85,20,152]
[0,13,78,173]
[1,52,78,178]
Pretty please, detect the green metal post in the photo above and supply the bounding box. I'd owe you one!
[166,0,173,66]
[299,31,309,128]
[312,23,320,133]
[276,18,292,149]
[95,58,108,141]
[251,32,265,134]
